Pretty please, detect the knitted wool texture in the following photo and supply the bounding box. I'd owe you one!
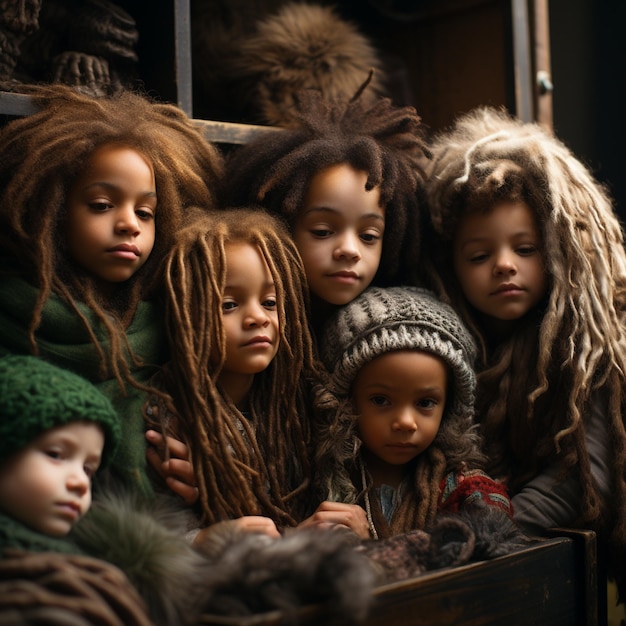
[0,355,121,466]
[321,286,477,421]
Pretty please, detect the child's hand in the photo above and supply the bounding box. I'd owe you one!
[230,516,282,537]
[298,501,371,539]
[193,517,281,545]
[145,429,198,505]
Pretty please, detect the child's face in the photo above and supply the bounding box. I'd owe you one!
[453,200,548,327]
[0,421,104,537]
[217,243,280,402]
[65,144,157,296]
[353,350,446,484]
[293,163,384,306]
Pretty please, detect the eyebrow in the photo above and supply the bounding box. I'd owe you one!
[301,206,384,222]
[82,182,157,198]
[224,280,276,290]
[362,383,445,394]
[459,230,537,247]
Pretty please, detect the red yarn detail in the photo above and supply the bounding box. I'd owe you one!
[438,469,513,517]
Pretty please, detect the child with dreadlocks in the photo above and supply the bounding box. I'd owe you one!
[316,285,512,540]
[0,83,224,501]
[145,207,370,538]
[222,82,431,339]
[424,105,626,600]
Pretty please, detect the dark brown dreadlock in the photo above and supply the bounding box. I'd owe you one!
[0,83,224,387]
[155,208,331,527]
[425,106,626,594]
[223,85,431,287]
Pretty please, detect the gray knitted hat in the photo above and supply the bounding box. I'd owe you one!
[320,286,477,420]
[0,355,121,467]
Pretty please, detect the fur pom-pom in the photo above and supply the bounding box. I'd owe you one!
[237,2,387,127]
[454,502,533,560]
[192,1,387,126]
[71,492,207,626]
[196,524,378,623]
[360,516,476,583]
[360,507,529,585]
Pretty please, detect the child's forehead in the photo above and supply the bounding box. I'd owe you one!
[33,421,105,445]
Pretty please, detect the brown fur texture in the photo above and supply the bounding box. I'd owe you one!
[233,2,387,127]
[360,504,530,584]
[74,492,379,625]
[192,1,387,127]
[196,524,378,623]
[191,0,286,122]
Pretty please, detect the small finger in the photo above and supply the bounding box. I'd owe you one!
[166,477,199,506]
[163,436,190,460]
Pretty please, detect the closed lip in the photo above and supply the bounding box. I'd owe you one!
[327,270,359,279]
[386,442,417,448]
[108,243,140,256]
[243,335,272,347]
[57,501,81,518]
[491,282,523,295]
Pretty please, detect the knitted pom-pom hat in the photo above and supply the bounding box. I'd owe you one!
[0,355,121,467]
[320,286,477,422]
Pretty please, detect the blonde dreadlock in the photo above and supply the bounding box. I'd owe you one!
[0,83,224,388]
[156,208,329,527]
[425,106,626,587]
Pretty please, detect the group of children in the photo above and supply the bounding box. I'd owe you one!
[1,79,626,620]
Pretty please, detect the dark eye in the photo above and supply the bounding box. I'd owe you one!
[88,201,112,212]
[469,252,489,263]
[84,464,98,479]
[136,209,155,221]
[263,298,277,309]
[370,395,389,407]
[517,245,538,256]
[45,449,63,460]
[311,229,332,238]
[360,233,381,244]
[417,398,437,409]
[222,301,237,312]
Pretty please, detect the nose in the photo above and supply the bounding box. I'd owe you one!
[391,407,418,432]
[66,466,90,496]
[243,302,270,328]
[493,249,517,276]
[332,231,361,262]
[114,206,140,236]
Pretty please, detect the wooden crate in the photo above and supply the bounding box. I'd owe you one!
[199,530,598,626]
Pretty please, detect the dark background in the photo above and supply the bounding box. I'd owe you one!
[17,0,620,221]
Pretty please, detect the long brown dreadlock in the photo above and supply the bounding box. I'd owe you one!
[0,83,224,388]
[424,106,626,591]
[222,84,431,287]
[155,207,331,527]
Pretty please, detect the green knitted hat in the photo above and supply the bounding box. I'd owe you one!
[0,355,121,468]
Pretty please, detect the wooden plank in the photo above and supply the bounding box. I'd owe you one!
[193,119,283,145]
[0,91,281,146]
[0,92,39,116]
